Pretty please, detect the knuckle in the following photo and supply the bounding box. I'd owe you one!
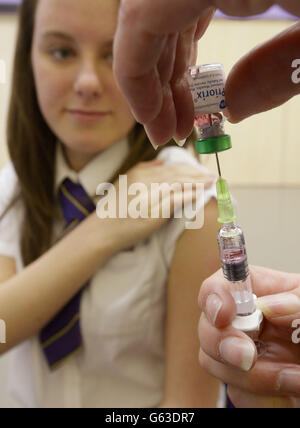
[198,348,211,372]
[202,276,214,291]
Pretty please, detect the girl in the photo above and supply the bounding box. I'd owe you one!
[0,0,221,408]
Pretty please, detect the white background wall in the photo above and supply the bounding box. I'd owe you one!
[0,11,299,407]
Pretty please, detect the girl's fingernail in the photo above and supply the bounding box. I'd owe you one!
[256,293,300,318]
[204,181,214,189]
[219,337,256,372]
[205,294,223,325]
[277,369,300,395]
[206,175,217,183]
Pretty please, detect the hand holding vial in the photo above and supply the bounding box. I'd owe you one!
[114,0,300,146]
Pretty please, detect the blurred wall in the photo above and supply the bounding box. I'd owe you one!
[198,18,300,186]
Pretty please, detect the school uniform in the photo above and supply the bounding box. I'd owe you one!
[0,139,220,408]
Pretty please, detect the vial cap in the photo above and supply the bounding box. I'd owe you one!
[195,135,232,154]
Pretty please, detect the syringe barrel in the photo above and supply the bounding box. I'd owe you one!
[217,222,255,316]
[228,276,256,316]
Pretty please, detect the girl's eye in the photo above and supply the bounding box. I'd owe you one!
[50,48,74,61]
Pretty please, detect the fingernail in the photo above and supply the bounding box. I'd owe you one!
[150,140,159,151]
[205,294,223,325]
[206,175,217,183]
[256,293,300,318]
[219,337,256,372]
[203,181,214,190]
[174,138,187,147]
[277,369,300,394]
[223,108,236,123]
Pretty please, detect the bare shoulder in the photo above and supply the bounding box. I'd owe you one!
[171,198,220,277]
[162,198,221,407]
[166,197,221,308]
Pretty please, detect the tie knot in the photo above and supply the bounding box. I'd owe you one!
[59,178,96,226]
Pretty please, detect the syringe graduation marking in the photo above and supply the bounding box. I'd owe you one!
[221,248,249,282]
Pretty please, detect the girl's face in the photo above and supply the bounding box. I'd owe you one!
[31,0,135,170]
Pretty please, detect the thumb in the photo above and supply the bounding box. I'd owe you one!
[225,21,300,123]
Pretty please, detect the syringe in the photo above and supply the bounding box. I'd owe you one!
[216,173,254,316]
[192,112,264,346]
[216,174,265,347]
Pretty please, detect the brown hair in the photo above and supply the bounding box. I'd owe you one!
[5,0,197,267]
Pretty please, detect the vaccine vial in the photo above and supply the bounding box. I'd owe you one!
[187,64,231,155]
[187,63,227,115]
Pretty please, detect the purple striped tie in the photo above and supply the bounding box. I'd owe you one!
[226,384,235,408]
[39,178,96,370]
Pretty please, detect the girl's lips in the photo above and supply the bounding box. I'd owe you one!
[66,109,111,123]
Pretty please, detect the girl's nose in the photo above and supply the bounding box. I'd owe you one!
[74,63,104,101]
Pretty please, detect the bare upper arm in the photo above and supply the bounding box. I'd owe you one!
[162,199,221,408]
[0,255,17,283]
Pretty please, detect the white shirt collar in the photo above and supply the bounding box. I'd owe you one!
[55,138,130,198]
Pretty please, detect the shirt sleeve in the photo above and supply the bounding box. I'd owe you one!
[154,147,217,269]
[0,162,21,259]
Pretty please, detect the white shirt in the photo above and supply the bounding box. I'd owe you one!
[0,139,217,408]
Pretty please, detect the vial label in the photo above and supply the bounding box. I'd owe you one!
[188,64,227,115]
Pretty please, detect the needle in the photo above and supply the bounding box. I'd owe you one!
[216,153,222,178]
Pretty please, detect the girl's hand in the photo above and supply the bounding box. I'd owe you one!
[97,159,215,254]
